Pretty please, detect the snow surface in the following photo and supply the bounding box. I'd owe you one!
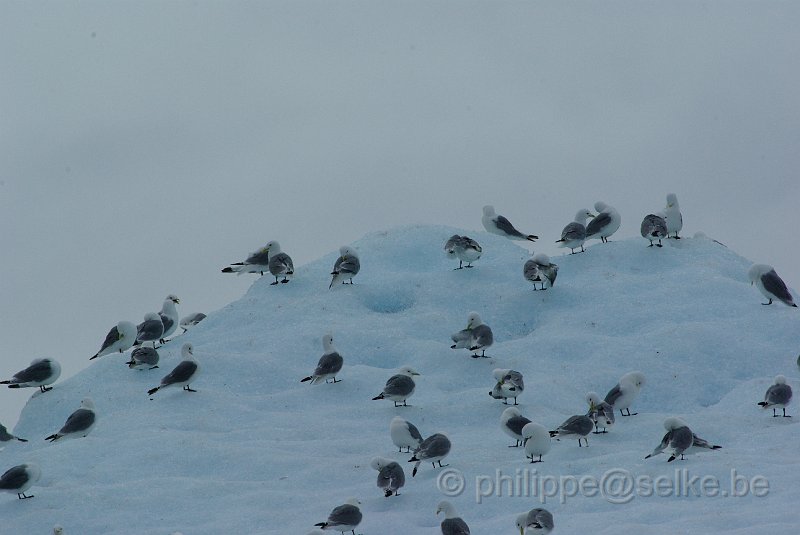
[1,226,799,534]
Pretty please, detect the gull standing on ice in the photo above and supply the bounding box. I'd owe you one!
[585,201,621,243]
[489,368,524,405]
[329,246,360,288]
[444,235,482,269]
[179,312,206,333]
[390,416,423,453]
[135,312,164,348]
[523,253,558,290]
[645,417,721,462]
[0,462,41,500]
[501,407,532,448]
[126,346,160,370]
[586,391,615,433]
[522,423,551,463]
[663,193,683,238]
[451,312,493,358]
[147,343,200,396]
[314,498,362,534]
[301,333,343,384]
[372,366,420,407]
[0,423,27,443]
[516,508,554,534]
[1,358,61,392]
[267,240,294,285]
[556,208,594,253]
[748,264,797,307]
[758,375,793,417]
[482,205,538,242]
[436,501,470,535]
[641,213,668,247]
[53,525,64,535]
[370,456,405,497]
[604,371,646,416]
[549,415,593,447]
[157,294,180,344]
[409,433,451,476]
[221,244,270,275]
[45,398,96,442]
[90,321,137,360]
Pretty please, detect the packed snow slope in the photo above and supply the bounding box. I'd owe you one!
[2,226,799,534]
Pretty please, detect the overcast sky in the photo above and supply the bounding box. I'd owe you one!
[2,1,798,427]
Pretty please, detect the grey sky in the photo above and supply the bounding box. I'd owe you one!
[2,1,798,426]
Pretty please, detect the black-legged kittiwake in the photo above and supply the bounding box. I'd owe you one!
[556,208,594,254]
[758,375,792,417]
[523,253,558,291]
[1,358,61,392]
[135,312,164,348]
[329,246,360,288]
[604,371,646,416]
[451,312,493,358]
[370,457,405,497]
[645,417,721,462]
[409,433,451,477]
[126,346,160,370]
[179,312,207,333]
[314,498,362,534]
[489,368,524,405]
[444,235,482,269]
[586,391,615,433]
[0,423,27,443]
[436,501,470,535]
[45,398,96,442]
[517,508,554,534]
[221,244,270,275]
[0,462,41,499]
[501,407,532,448]
[390,416,423,453]
[549,415,593,447]
[301,333,343,384]
[663,193,683,238]
[585,201,621,243]
[482,205,538,242]
[147,343,200,396]
[267,241,294,285]
[372,366,420,407]
[157,294,180,343]
[641,213,668,247]
[522,422,551,463]
[748,264,797,307]
[90,321,137,360]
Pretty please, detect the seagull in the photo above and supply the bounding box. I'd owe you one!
[645,417,721,462]
[556,208,594,253]
[0,423,27,443]
[45,398,96,442]
[436,501,470,535]
[372,366,420,407]
[158,294,180,344]
[604,371,646,416]
[501,407,532,447]
[517,508,554,534]
[585,201,621,243]
[266,241,294,285]
[641,213,668,247]
[147,343,200,396]
[314,498,362,535]
[523,253,558,290]
[0,462,41,499]
[126,346,160,370]
[90,321,137,360]
[748,264,797,307]
[1,358,61,392]
[409,433,451,476]
[390,416,424,453]
[586,391,615,433]
[370,457,405,497]
[179,312,207,333]
[663,193,683,238]
[301,333,344,384]
[758,375,792,417]
[444,235,482,269]
[549,415,593,447]
[450,312,493,358]
[221,244,270,275]
[522,422,551,463]
[135,312,164,348]
[488,368,524,405]
[482,205,538,242]
[329,246,360,288]
[53,525,64,535]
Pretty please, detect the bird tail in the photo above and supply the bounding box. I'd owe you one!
[7,384,20,389]
[555,238,565,243]
[757,402,769,407]
[314,523,328,528]
[45,434,59,442]
[372,393,385,400]
[549,430,558,437]
[300,376,313,383]
[147,386,160,395]
[0,380,10,385]
[526,235,538,242]
[89,353,100,360]
[667,455,677,462]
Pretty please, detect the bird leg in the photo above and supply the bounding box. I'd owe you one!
[783,408,791,417]
[183,385,197,392]
[762,299,773,305]
[39,385,52,393]
[437,461,449,468]
[529,455,543,463]
[18,493,34,499]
